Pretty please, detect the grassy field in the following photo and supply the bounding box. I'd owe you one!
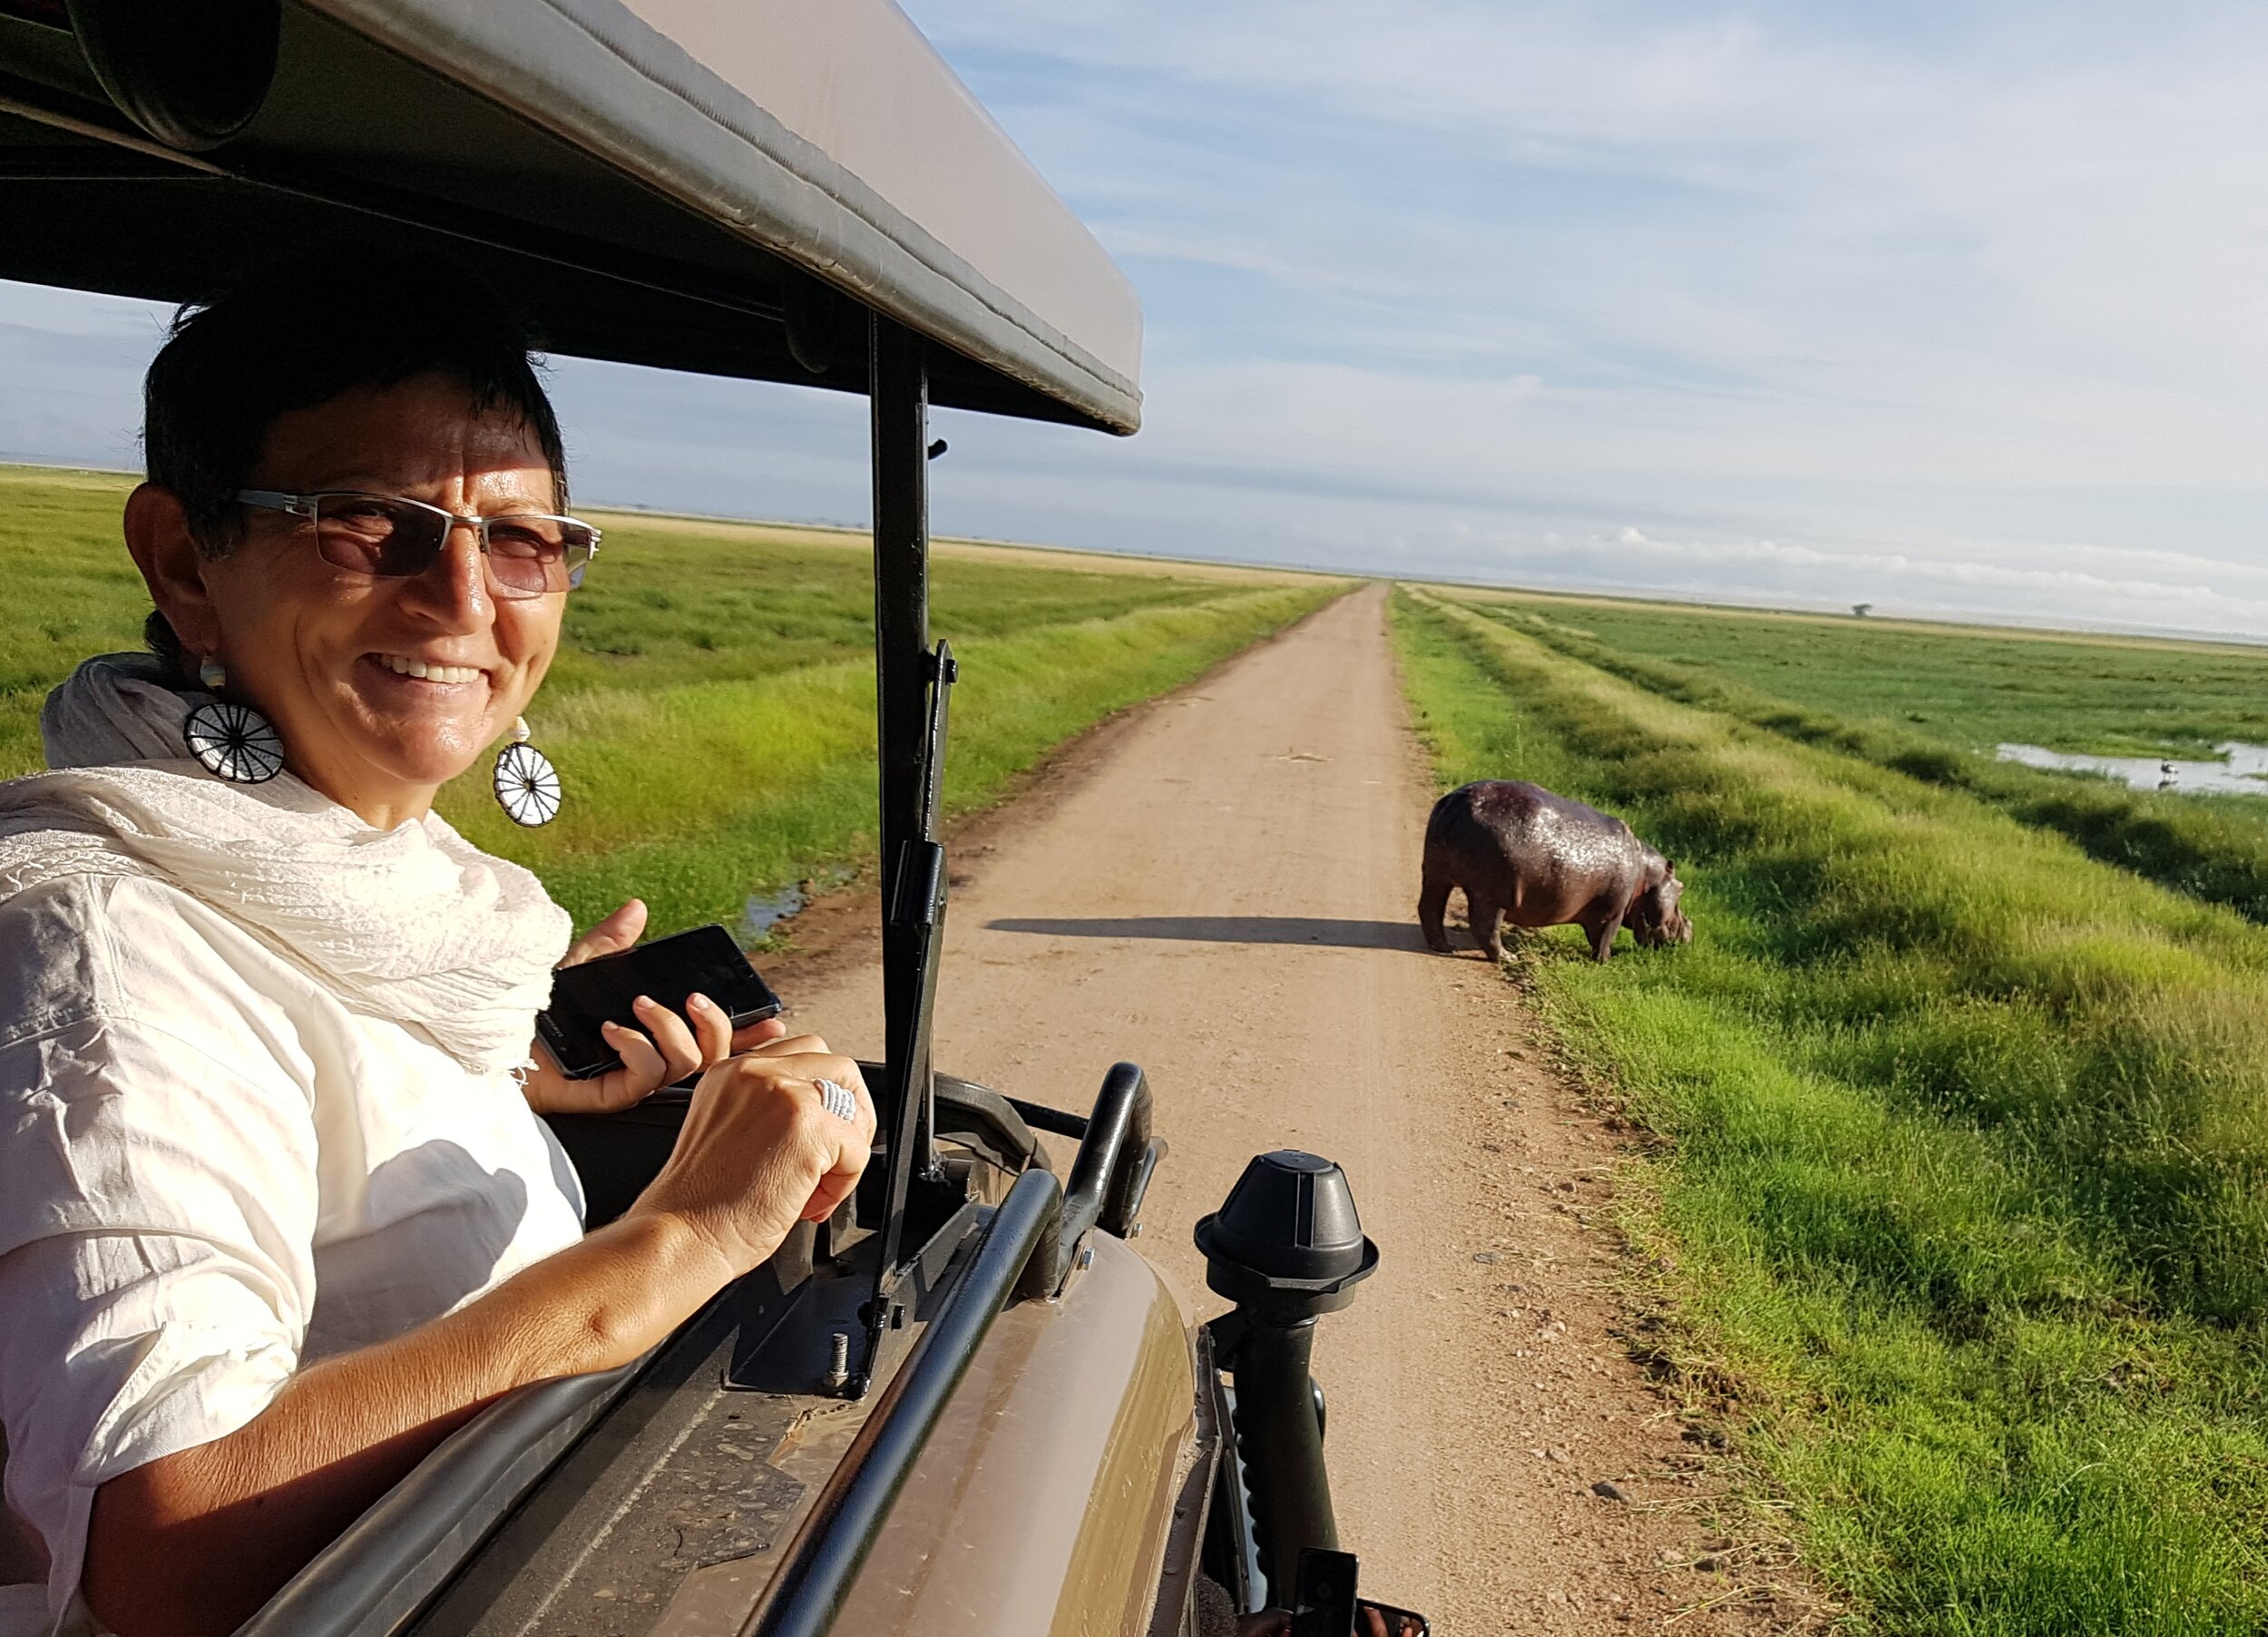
[1476,592,2268,760]
[1456,591,2268,926]
[0,465,1343,935]
[1392,586,2268,1633]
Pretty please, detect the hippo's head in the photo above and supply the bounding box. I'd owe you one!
[1628,861,1693,948]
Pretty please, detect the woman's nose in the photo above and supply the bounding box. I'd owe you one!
[400,520,493,629]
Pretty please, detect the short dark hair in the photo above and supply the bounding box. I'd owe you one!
[141,255,570,671]
[145,255,570,542]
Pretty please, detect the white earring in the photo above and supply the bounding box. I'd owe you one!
[183,656,285,784]
[493,717,562,827]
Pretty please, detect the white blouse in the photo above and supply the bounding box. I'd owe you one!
[0,871,585,1634]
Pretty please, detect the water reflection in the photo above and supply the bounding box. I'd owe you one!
[1996,740,2268,796]
[738,867,855,944]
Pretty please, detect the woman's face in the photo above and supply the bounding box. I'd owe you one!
[187,373,566,824]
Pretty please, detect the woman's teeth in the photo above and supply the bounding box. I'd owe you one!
[379,655,483,684]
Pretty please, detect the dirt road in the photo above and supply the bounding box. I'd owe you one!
[777,584,1787,1632]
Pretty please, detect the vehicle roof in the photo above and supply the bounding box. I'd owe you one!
[0,0,1141,431]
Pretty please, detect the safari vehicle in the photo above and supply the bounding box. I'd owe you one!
[0,3,1428,1633]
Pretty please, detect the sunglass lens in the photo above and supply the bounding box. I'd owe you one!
[313,495,445,577]
[484,518,593,596]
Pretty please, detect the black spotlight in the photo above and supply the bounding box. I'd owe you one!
[1197,1151,1376,1602]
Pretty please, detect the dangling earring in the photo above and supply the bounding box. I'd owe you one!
[493,718,562,827]
[182,656,285,784]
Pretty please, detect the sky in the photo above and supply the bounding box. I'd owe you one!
[9,1,2268,636]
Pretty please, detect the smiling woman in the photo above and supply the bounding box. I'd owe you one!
[0,260,879,1637]
[126,266,577,828]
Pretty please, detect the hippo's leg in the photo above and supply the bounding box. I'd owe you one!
[1586,906,1627,964]
[1469,897,1506,961]
[1418,867,1453,954]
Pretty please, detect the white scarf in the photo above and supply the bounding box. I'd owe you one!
[0,653,570,1076]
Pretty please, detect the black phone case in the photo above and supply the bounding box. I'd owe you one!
[535,923,781,1079]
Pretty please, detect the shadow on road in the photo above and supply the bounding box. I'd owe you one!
[983,916,1430,952]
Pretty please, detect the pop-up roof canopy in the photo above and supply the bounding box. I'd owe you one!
[0,0,1143,431]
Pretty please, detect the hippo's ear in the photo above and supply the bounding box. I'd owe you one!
[1662,858,1677,876]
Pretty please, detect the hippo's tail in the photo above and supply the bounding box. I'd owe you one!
[1424,783,1481,853]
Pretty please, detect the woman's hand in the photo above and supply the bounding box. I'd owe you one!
[517,899,785,1115]
[625,1035,877,1277]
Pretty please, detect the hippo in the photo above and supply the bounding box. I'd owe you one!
[1419,779,1691,963]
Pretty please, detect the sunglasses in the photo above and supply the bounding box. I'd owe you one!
[234,490,600,599]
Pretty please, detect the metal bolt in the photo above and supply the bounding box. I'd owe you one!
[823,1330,850,1391]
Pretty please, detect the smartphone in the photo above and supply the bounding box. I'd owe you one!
[1291,1548,1431,1637]
[536,923,782,1080]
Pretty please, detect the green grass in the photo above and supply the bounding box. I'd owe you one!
[0,467,161,771]
[0,465,1343,935]
[1477,593,2268,760]
[1454,592,2268,926]
[1391,587,2268,1635]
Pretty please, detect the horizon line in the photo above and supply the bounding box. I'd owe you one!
[7,456,2261,652]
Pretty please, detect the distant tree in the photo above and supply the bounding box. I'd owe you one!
[1852,603,1873,618]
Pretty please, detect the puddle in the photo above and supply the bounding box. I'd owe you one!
[738,867,854,945]
[1995,740,2268,796]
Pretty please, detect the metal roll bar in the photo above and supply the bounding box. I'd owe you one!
[739,1164,1063,1637]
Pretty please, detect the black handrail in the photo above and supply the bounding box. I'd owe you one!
[1019,1063,1157,1300]
[738,1165,1063,1637]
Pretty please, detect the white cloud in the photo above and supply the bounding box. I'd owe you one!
[891,0,2268,632]
[11,3,2268,638]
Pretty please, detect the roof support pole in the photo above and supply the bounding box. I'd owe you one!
[870,314,929,985]
[868,315,943,1297]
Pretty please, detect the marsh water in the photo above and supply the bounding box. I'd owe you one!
[1996,740,2268,795]
[738,867,855,944]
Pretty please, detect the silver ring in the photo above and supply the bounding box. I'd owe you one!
[815,1077,857,1122]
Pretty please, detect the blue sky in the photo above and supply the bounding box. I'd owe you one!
[9,1,2268,635]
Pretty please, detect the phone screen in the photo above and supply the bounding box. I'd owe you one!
[535,923,782,1079]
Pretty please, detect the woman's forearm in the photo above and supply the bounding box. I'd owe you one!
[83,1210,739,1637]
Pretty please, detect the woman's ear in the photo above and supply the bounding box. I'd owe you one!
[122,485,222,662]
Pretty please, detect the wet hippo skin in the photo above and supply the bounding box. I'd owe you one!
[1419,779,1692,963]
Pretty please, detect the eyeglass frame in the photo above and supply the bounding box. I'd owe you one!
[232,488,601,596]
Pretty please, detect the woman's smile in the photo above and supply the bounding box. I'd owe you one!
[371,653,489,686]
[351,650,500,754]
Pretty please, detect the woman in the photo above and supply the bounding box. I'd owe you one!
[0,260,875,1637]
